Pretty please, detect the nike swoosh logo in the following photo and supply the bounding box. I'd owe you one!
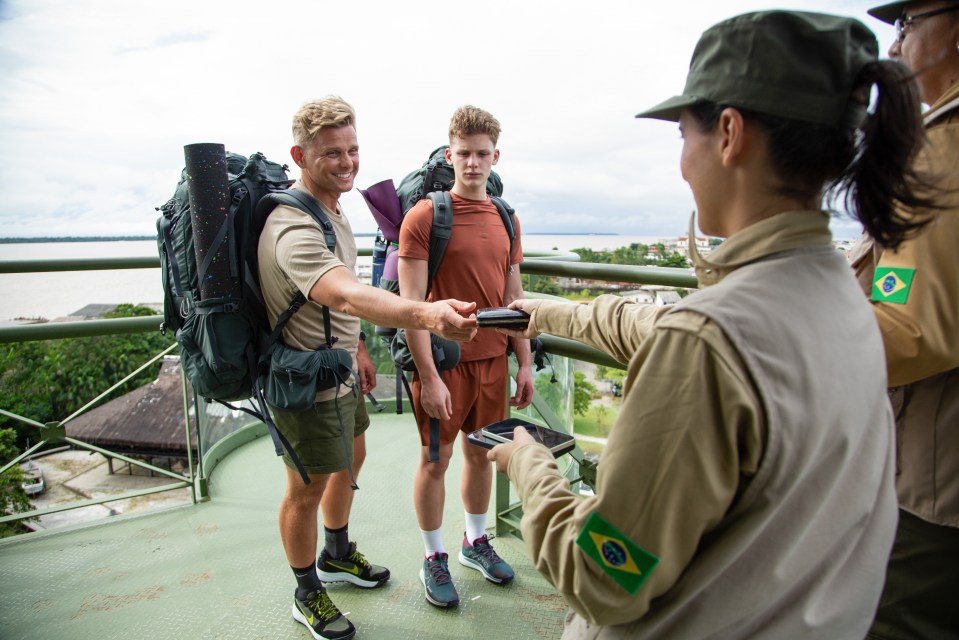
[306,612,315,625]
[326,561,361,576]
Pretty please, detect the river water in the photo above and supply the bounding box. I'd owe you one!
[0,234,666,321]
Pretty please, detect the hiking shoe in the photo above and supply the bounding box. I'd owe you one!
[292,588,355,640]
[420,552,459,608]
[317,541,390,588]
[458,534,515,584]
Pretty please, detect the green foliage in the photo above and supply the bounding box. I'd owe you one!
[0,304,175,451]
[534,371,565,417]
[573,371,596,416]
[0,427,32,537]
[359,320,392,372]
[570,243,688,268]
[520,274,563,296]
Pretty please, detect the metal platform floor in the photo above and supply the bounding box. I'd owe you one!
[0,410,568,639]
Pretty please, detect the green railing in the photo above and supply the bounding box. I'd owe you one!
[0,250,698,535]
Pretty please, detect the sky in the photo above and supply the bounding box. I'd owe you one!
[0,0,898,241]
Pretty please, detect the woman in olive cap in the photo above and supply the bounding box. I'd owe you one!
[858,2,959,639]
[488,10,937,640]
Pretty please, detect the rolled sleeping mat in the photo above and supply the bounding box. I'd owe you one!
[184,142,240,301]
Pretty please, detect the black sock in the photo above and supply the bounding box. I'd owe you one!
[292,562,322,598]
[324,523,350,559]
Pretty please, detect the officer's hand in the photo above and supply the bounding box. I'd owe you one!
[487,426,537,476]
[496,299,543,340]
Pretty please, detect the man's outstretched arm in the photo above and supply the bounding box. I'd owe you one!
[309,265,477,342]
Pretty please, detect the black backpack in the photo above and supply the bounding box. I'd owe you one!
[156,148,338,484]
[359,146,516,462]
[370,145,516,339]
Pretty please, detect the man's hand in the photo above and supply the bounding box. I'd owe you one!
[487,425,537,475]
[510,365,534,410]
[497,299,543,340]
[420,377,453,421]
[355,341,377,395]
[422,299,478,342]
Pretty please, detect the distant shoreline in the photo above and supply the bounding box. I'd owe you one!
[0,232,621,244]
[0,236,156,244]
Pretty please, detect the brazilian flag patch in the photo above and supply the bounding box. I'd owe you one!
[871,267,916,304]
[576,512,659,594]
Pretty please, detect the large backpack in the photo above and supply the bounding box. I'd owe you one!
[156,149,339,484]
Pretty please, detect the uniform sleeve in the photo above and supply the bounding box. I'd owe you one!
[509,312,764,626]
[532,295,673,365]
[870,126,959,387]
[397,200,433,262]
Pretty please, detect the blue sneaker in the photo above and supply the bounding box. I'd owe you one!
[458,534,514,584]
[420,552,459,607]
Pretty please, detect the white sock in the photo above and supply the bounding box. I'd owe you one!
[464,512,487,545]
[421,527,445,557]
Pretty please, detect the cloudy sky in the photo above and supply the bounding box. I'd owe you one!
[0,0,897,241]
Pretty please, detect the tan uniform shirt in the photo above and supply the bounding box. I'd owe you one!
[257,184,360,401]
[511,212,896,639]
[850,82,959,527]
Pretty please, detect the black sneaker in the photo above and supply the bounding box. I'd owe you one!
[317,541,390,588]
[458,533,515,584]
[292,588,355,640]
[420,552,459,608]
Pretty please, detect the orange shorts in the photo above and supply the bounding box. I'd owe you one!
[411,356,508,446]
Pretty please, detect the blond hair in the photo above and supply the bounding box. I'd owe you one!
[291,96,356,147]
[448,105,500,146]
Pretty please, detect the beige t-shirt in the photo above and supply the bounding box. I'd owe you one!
[257,189,359,401]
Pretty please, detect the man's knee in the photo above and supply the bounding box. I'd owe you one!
[419,450,452,475]
[285,472,329,506]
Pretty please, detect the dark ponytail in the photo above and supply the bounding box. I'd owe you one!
[830,60,935,250]
[688,59,940,250]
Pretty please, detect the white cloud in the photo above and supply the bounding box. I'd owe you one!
[0,0,897,240]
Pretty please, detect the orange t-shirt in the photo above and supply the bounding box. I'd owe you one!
[398,193,523,362]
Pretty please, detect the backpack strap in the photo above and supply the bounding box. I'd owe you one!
[491,195,516,261]
[426,191,453,299]
[425,193,516,297]
[262,190,337,255]
[256,190,339,349]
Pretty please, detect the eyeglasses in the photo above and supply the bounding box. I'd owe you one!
[895,4,959,42]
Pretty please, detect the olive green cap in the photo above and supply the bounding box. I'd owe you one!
[867,2,908,23]
[636,11,879,127]
[868,0,959,24]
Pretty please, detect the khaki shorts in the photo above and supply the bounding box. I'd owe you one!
[272,389,370,475]
[411,356,508,446]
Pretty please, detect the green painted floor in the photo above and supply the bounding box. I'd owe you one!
[0,411,568,639]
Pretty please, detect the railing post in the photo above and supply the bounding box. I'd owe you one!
[181,367,209,502]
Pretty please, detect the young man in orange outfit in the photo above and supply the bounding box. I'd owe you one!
[398,105,534,608]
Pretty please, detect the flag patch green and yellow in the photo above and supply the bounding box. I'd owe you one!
[872,267,915,304]
[576,512,659,594]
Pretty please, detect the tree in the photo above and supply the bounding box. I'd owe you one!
[0,304,175,451]
[0,427,32,537]
[573,371,596,416]
[660,252,690,268]
[535,371,565,417]
[521,274,563,296]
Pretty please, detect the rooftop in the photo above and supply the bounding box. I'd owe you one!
[0,409,568,640]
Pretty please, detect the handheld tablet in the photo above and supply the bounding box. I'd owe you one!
[476,307,531,329]
[467,418,576,458]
